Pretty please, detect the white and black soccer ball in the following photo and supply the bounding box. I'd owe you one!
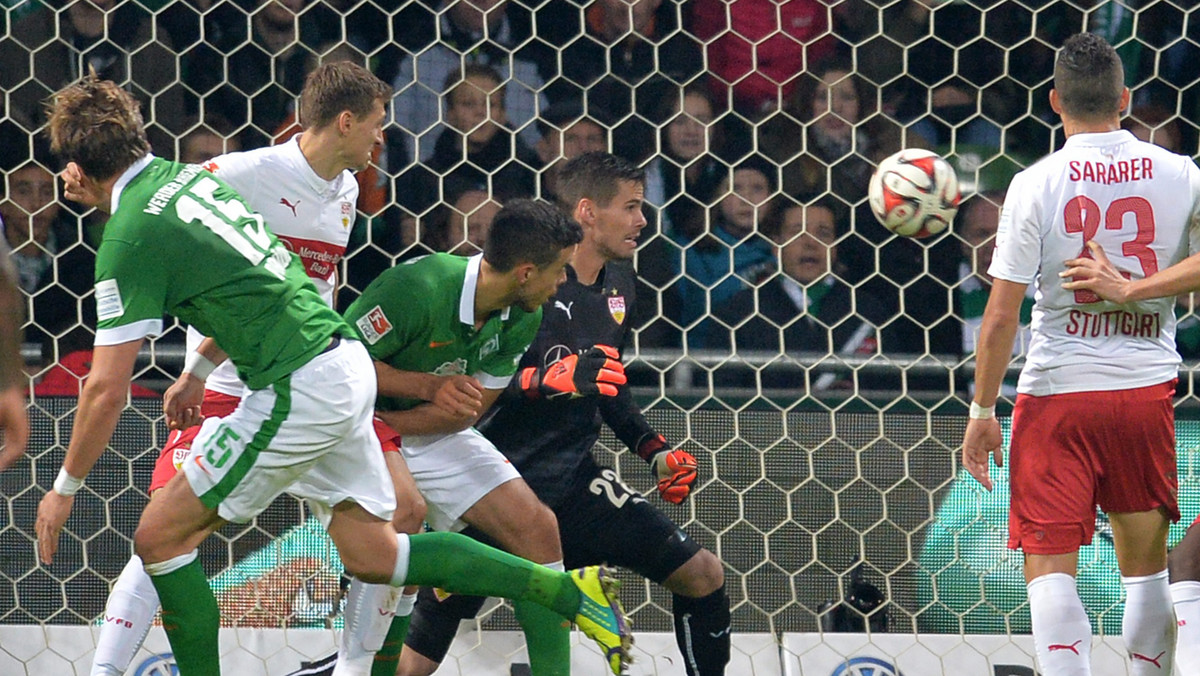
[868,148,961,238]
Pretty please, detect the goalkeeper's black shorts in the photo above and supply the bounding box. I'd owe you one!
[404,463,703,663]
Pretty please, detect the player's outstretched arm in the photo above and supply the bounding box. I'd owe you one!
[36,339,143,564]
[1063,240,1200,303]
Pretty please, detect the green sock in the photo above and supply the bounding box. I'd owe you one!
[369,613,412,676]
[514,599,571,676]
[147,558,220,676]
[404,532,580,619]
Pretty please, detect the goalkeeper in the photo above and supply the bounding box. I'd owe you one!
[398,152,731,676]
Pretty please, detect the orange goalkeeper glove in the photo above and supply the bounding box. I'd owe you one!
[637,433,697,504]
[518,345,626,399]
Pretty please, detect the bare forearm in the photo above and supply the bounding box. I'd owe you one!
[374,363,441,401]
[0,282,24,391]
[376,404,474,436]
[1126,254,1200,302]
[62,381,129,478]
[972,316,1020,407]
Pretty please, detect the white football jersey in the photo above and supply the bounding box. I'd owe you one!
[990,129,1200,395]
[185,135,359,395]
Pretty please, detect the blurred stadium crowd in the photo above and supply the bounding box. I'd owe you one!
[4,0,1200,394]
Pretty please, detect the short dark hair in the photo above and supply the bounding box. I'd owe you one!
[444,64,505,105]
[555,151,645,213]
[484,198,582,272]
[1054,33,1124,121]
[46,74,150,181]
[299,61,393,130]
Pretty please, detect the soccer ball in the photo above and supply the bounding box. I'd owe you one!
[868,149,961,238]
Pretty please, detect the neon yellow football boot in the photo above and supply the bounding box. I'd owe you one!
[570,565,633,674]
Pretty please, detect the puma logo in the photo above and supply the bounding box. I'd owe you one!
[1048,640,1082,654]
[280,197,301,216]
[554,300,573,319]
[1130,651,1166,668]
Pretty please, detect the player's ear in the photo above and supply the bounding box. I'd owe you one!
[575,198,595,226]
[1048,89,1061,115]
[515,261,536,284]
[1119,87,1131,115]
[337,110,355,135]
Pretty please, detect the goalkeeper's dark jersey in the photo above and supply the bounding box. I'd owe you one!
[478,260,655,508]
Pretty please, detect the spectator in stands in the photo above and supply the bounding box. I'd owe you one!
[714,198,892,390]
[691,0,834,119]
[0,0,186,152]
[954,193,1033,398]
[178,116,242,165]
[761,56,921,203]
[0,155,97,363]
[423,178,500,255]
[643,83,726,238]
[672,156,777,348]
[1123,102,1186,154]
[534,99,609,204]
[539,0,702,163]
[388,0,549,165]
[399,64,539,218]
[191,0,340,149]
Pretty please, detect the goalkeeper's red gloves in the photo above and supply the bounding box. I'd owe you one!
[518,345,626,399]
[637,433,697,504]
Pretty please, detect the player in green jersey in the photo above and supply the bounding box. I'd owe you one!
[32,75,631,676]
[343,199,631,675]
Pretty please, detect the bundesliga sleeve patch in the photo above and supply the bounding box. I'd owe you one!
[95,279,125,321]
[355,305,393,345]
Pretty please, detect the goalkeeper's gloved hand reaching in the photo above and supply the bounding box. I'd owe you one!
[519,345,627,399]
[637,433,697,504]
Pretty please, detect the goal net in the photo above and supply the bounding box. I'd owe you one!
[2,0,1198,674]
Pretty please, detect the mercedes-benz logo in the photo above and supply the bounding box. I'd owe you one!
[543,344,571,368]
[831,656,902,676]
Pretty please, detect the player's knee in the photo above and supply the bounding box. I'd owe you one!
[392,490,426,535]
[397,648,440,676]
[672,550,725,598]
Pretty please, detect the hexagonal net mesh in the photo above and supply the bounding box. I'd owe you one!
[4,0,1200,672]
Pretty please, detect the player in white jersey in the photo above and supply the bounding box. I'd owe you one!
[963,33,1200,676]
[84,62,431,676]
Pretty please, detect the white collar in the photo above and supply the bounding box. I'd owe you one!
[460,254,511,326]
[109,154,156,213]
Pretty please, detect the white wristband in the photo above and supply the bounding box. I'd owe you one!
[183,351,217,381]
[969,402,996,420]
[53,467,84,497]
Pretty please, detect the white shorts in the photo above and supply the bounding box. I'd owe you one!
[183,339,396,524]
[401,428,521,532]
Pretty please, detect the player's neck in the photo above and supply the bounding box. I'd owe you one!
[1062,117,1121,138]
[297,130,347,181]
[572,245,607,286]
[474,259,511,322]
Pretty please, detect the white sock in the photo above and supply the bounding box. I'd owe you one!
[332,580,405,676]
[91,556,159,676]
[545,560,564,572]
[1123,570,1174,675]
[1173,581,1200,676]
[1028,572,1092,676]
[396,591,417,617]
[388,533,411,587]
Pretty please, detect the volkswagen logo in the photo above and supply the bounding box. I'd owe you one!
[832,656,902,676]
[133,653,179,676]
